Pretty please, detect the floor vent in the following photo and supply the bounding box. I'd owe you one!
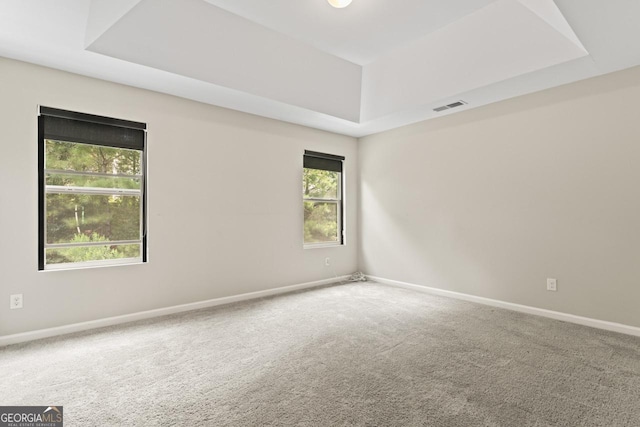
[433,100,467,112]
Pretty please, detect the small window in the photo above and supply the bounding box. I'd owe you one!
[303,150,344,246]
[38,107,147,270]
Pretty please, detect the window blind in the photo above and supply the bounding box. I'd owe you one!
[40,106,145,150]
[304,150,344,173]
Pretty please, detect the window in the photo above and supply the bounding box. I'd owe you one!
[38,107,147,270]
[303,150,344,246]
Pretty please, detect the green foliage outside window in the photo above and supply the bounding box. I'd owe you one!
[46,233,139,265]
[303,168,340,244]
[45,140,142,265]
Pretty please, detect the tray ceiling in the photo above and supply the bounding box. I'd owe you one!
[1,0,640,137]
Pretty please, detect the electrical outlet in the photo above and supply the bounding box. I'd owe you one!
[10,294,23,309]
[325,257,331,267]
[546,278,557,292]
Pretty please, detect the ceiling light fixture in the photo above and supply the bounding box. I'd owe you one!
[328,0,352,8]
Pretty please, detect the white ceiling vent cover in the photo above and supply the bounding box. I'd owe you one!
[433,100,467,112]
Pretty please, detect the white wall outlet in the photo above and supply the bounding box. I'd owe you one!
[325,257,331,266]
[10,294,23,309]
[546,278,557,292]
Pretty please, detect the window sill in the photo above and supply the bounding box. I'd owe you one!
[39,258,145,272]
[304,243,344,250]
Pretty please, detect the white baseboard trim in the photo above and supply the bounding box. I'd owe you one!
[368,275,640,338]
[0,275,349,347]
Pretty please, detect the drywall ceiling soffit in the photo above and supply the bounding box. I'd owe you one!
[202,0,498,65]
[87,0,585,126]
[2,0,640,136]
[361,0,587,121]
[87,0,363,123]
[554,0,640,72]
[84,0,143,47]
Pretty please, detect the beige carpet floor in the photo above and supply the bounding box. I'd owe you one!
[1,281,639,426]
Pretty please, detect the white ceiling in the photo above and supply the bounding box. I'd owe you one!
[202,0,497,65]
[0,0,639,137]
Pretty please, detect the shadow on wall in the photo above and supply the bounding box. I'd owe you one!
[359,170,504,296]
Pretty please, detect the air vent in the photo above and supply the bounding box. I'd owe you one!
[433,100,467,112]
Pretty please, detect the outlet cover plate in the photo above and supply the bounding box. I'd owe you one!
[10,294,23,309]
[547,278,557,292]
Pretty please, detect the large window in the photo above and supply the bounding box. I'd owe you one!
[38,107,147,270]
[303,150,344,246]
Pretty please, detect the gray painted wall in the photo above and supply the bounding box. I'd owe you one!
[359,65,640,328]
[0,58,358,336]
[2,56,639,337]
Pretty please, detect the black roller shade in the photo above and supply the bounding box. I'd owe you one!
[304,150,344,173]
[40,107,145,151]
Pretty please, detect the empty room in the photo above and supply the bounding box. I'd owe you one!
[1,0,639,426]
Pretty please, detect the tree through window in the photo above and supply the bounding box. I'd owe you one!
[38,107,147,270]
[303,151,344,246]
